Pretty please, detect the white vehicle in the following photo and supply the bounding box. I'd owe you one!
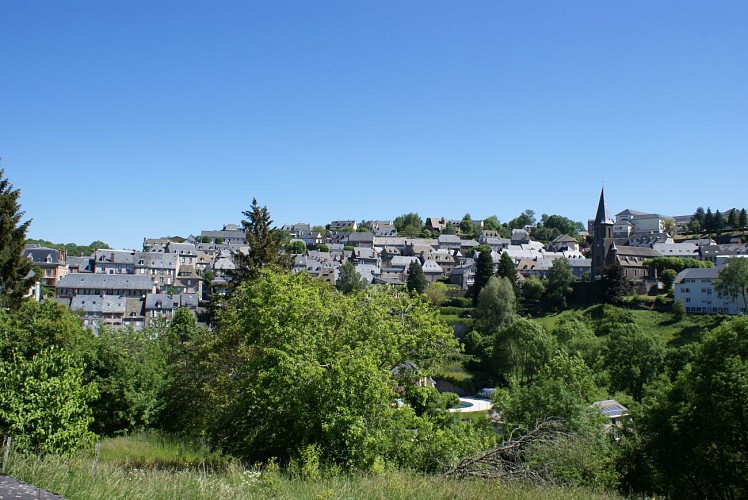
[477,387,496,399]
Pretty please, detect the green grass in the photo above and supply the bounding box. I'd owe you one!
[535,303,726,347]
[5,446,620,500]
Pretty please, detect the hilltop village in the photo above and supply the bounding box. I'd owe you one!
[23,190,748,328]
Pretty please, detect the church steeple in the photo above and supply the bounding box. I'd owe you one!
[595,188,614,225]
[592,187,615,279]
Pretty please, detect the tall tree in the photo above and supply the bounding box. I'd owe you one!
[740,208,748,229]
[0,169,36,310]
[603,323,664,401]
[545,258,575,308]
[393,213,423,237]
[496,251,518,290]
[459,213,475,239]
[336,261,368,294]
[477,276,516,334]
[406,260,427,294]
[228,198,289,287]
[714,257,748,313]
[692,206,705,225]
[727,209,738,228]
[704,207,714,232]
[472,249,495,304]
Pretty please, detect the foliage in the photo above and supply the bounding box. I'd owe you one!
[0,169,36,310]
[0,347,97,455]
[482,215,501,231]
[477,276,516,334]
[493,319,556,386]
[522,277,545,301]
[335,260,368,294]
[538,214,584,237]
[407,260,427,294]
[394,213,423,237]
[493,351,597,430]
[660,268,677,291]
[424,281,449,305]
[89,325,168,436]
[644,257,713,275]
[25,239,110,257]
[472,249,494,304]
[228,198,289,287]
[203,270,458,469]
[508,209,536,229]
[497,251,518,290]
[285,240,306,255]
[603,324,664,401]
[459,213,476,239]
[632,317,748,498]
[553,316,600,368]
[545,259,575,309]
[671,299,686,322]
[600,265,630,304]
[714,257,748,312]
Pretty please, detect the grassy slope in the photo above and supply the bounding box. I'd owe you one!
[6,434,619,500]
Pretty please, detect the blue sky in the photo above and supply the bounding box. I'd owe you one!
[2,1,747,250]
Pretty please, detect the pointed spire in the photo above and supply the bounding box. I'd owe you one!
[595,188,614,225]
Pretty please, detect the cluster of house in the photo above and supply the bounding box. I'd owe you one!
[21,195,748,329]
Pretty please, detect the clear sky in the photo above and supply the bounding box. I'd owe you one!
[2,1,747,250]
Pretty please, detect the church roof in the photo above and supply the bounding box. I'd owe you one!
[595,188,615,225]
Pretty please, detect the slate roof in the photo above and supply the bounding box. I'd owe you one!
[674,267,721,283]
[145,293,176,310]
[23,246,65,264]
[70,295,127,314]
[58,273,155,291]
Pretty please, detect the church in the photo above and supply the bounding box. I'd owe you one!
[591,188,660,283]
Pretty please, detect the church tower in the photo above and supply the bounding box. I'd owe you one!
[592,188,615,279]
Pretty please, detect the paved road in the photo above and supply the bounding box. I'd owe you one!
[0,475,65,500]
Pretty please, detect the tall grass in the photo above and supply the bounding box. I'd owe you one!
[4,434,620,499]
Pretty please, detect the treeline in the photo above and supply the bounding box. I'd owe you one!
[687,206,747,233]
[25,239,111,256]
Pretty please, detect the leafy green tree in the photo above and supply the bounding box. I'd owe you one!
[0,169,36,310]
[459,213,475,239]
[693,206,705,225]
[394,213,423,237]
[477,276,516,334]
[671,298,686,321]
[493,319,556,386]
[336,260,368,294]
[522,276,545,301]
[472,249,494,304]
[285,240,307,254]
[603,324,664,401]
[496,251,518,289]
[0,347,97,455]
[645,257,713,275]
[553,316,600,367]
[204,270,458,468]
[660,269,677,291]
[89,325,168,435]
[545,258,575,308]
[538,214,584,236]
[228,198,290,287]
[663,217,677,235]
[407,261,427,294]
[634,317,748,498]
[424,281,449,306]
[714,257,748,313]
[508,209,536,229]
[441,221,456,235]
[317,243,329,252]
[494,351,597,430]
[482,215,501,231]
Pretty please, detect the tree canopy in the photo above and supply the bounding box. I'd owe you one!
[714,257,748,313]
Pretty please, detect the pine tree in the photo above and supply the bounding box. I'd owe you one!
[496,251,518,290]
[406,260,427,294]
[704,208,714,232]
[0,170,36,310]
[228,198,289,287]
[727,209,738,229]
[472,249,494,304]
[740,209,748,229]
[714,210,724,232]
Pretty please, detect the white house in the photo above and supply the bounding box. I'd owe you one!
[673,266,745,314]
